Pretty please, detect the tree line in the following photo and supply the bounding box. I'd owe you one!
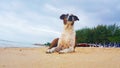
[76,24,120,44]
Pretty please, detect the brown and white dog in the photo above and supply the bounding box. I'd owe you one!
[46,14,79,54]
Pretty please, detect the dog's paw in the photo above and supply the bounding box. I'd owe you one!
[46,50,52,54]
[59,50,67,54]
[59,52,65,54]
[46,51,52,54]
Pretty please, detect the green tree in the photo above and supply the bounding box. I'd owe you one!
[44,42,51,46]
[76,24,120,43]
[107,24,120,43]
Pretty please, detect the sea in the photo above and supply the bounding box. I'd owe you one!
[0,39,44,48]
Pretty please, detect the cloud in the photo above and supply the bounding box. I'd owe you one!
[0,0,24,11]
[0,9,60,43]
[44,3,77,14]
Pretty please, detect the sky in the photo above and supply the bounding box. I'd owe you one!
[0,0,120,44]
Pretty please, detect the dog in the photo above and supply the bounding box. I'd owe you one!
[46,14,79,54]
[48,37,77,51]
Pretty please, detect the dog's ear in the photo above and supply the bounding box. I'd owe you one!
[60,14,65,20]
[73,15,79,21]
[69,15,79,25]
[68,15,79,21]
[60,14,68,20]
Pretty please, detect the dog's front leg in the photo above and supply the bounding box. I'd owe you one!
[46,47,62,54]
[59,47,74,54]
[46,47,56,53]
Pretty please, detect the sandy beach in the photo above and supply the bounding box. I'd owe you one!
[0,47,120,68]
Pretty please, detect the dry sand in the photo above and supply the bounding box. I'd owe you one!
[0,47,120,68]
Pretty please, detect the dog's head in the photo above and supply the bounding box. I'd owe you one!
[60,14,79,25]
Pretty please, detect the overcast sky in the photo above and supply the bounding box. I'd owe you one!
[0,0,120,44]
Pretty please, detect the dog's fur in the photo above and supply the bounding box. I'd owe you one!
[48,38,59,49]
[46,14,79,54]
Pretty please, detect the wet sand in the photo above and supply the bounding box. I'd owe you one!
[0,47,120,68]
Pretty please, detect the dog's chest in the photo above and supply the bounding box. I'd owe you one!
[61,23,75,40]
